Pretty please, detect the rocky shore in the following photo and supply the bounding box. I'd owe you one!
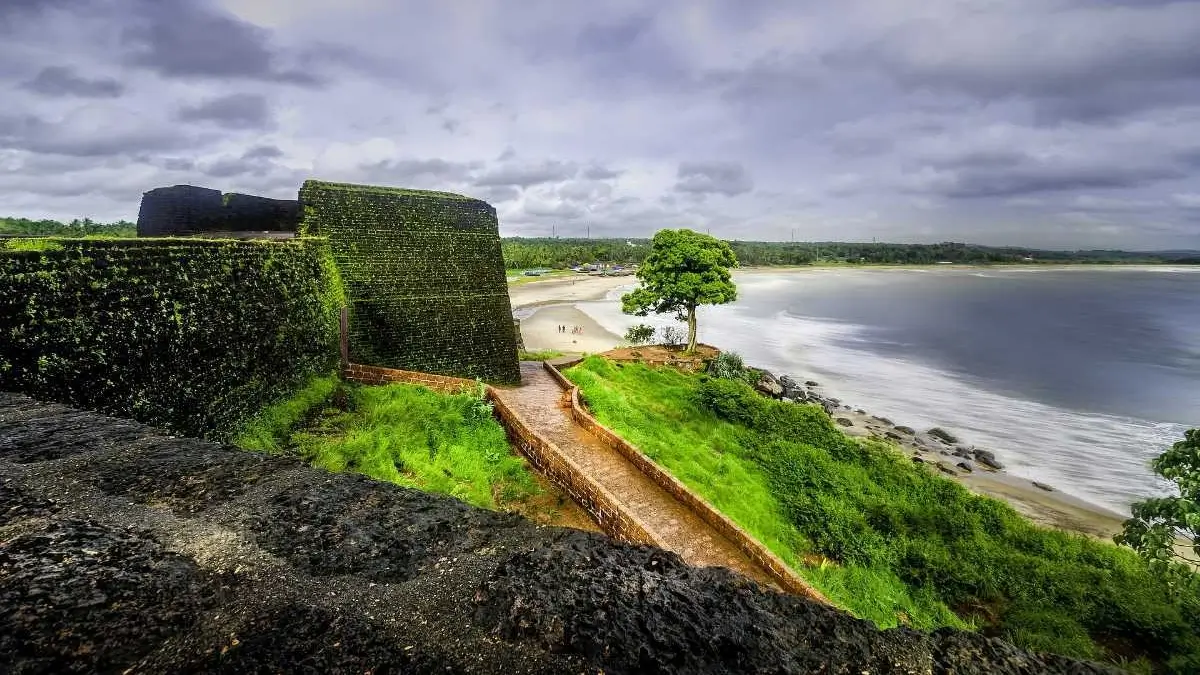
[0,391,1125,674]
[751,370,1129,539]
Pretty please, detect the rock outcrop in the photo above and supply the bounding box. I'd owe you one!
[0,392,1121,674]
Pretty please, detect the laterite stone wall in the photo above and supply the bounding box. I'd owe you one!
[300,180,520,383]
[0,237,342,438]
[137,185,300,236]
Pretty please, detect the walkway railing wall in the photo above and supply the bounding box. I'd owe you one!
[544,359,831,603]
[342,362,666,548]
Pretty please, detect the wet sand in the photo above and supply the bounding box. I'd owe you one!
[520,304,623,354]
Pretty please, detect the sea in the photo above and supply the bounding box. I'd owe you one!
[577,266,1200,515]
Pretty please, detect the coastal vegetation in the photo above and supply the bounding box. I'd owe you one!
[517,349,565,361]
[621,229,739,352]
[235,375,541,511]
[1118,428,1200,586]
[501,236,1200,269]
[564,356,1200,671]
[0,215,135,237]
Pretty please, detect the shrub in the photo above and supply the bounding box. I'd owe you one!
[624,323,656,345]
[708,350,753,383]
[660,325,685,347]
[566,357,1200,668]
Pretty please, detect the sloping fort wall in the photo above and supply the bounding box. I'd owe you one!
[0,237,342,438]
[299,180,520,384]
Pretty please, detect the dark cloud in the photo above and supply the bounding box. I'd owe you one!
[0,112,190,157]
[1,1,1197,249]
[160,157,195,171]
[202,156,261,179]
[582,164,622,180]
[906,162,1185,200]
[822,1,1200,123]
[119,0,322,85]
[19,66,124,98]
[473,161,579,188]
[177,93,273,130]
[473,185,521,204]
[674,161,753,197]
[242,145,284,160]
[366,158,480,184]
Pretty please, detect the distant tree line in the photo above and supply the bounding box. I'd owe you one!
[1,216,136,238]
[502,237,1199,269]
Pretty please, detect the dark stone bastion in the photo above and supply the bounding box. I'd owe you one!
[0,392,1122,674]
[136,185,300,236]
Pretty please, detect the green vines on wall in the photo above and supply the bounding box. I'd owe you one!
[0,236,344,439]
[299,180,520,383]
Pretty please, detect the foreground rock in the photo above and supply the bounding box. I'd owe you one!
[0,392,1121,674]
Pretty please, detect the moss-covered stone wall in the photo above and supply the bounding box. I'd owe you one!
[0,237,343,438]
[299,180,520,383]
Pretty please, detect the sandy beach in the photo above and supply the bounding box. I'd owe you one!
[510,274,632,355]
[507,272,1132,541]
[508,274,635,309]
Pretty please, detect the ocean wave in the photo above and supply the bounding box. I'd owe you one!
[574,291,1184,515]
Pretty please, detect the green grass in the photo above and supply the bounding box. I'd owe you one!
[233,375,541,511]
[506,269,577,285]
[565,357,1200,671]
[518,349,565,361]
[3,238,65,252]
[233,374,340,453]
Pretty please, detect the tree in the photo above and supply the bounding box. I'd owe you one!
[1117,428,1200,585]
[620,229,738,352]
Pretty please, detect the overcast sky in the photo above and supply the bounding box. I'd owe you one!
[2,0,1199,249]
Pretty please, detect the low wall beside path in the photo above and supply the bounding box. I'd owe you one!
[344,358,830,601]
[342,362,664,547]
[544,359,831,603]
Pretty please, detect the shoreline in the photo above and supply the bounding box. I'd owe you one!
[507,272,1132,542]
[777,378,1129,540]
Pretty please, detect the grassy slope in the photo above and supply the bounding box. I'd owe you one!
[565,356,1200,671]
[235,376,540,510]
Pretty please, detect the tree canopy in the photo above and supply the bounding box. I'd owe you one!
[500,236,1199,269]
[1117,428,1200,587]
[0,216,135,238]
[621,229,738,352]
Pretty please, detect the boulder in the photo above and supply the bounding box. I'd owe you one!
[894,426,916,435]
[972,448,997,462]
[976,455,1004,470]
[755,376,784,399]
[821,401,839,417]
[873,417,894,426]
[937,463,958,476]
[805,380,820,387]
[885,432,904,441]
[956,461,974,473]
[835,418,854,427]
[911,455,925,463]
[927,427,959,444]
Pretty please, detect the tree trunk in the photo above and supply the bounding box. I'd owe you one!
[686,304,698,353]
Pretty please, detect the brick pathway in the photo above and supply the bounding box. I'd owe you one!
[493,362,778,588]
